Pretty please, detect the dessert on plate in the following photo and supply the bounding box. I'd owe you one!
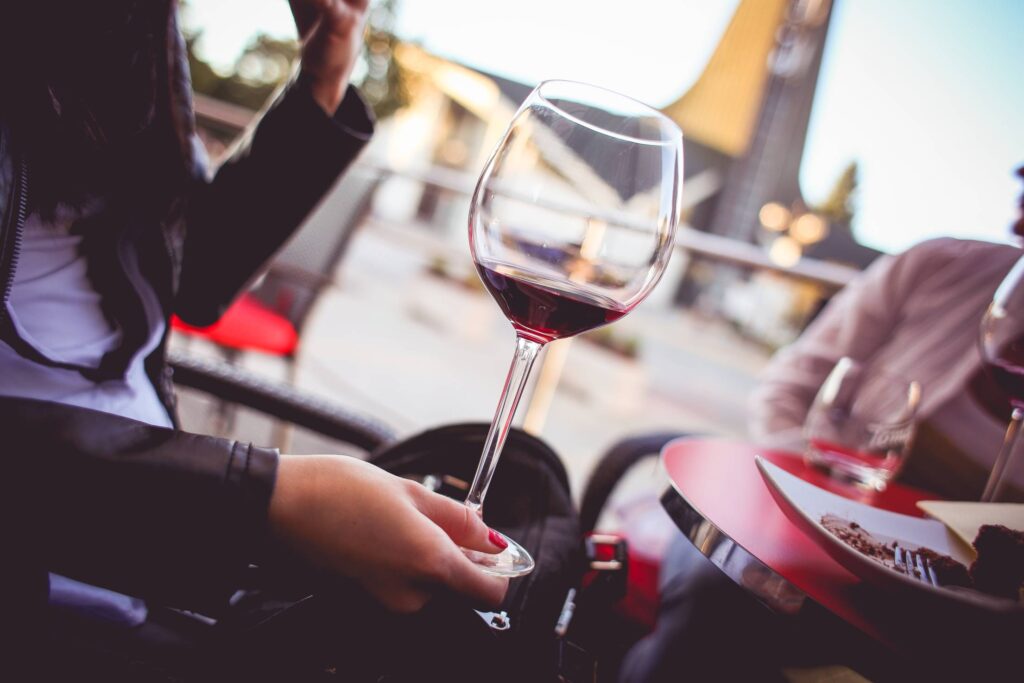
[820,514,1023,601]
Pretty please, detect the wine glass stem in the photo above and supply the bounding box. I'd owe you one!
[465,335,544,513]
[981,407,1023,502]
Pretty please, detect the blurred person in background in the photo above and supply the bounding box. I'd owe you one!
[0,0,505,676]
[618,164,1024,682]
[750,164,1024,502]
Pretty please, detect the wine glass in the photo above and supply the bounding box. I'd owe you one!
[803,357,921,492]
[978,254,1024,502]
[462,80,684,576]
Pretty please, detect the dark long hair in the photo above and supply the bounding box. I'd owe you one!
[0,0,190,221]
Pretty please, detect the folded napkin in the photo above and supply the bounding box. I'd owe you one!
[916,501,1024,557]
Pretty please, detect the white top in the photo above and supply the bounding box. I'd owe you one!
[9,202,123,364]
[748,237,1023,492]
[0,203,172,428]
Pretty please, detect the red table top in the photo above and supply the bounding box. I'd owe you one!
[661,437,938,644]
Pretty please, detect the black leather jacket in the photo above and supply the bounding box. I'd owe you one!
[0,15,373,617]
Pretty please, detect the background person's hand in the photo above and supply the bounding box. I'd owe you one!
[288,0,370,114]
[269,454,509,612]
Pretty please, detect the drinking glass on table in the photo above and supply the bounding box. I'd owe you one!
[462,80,684,576]
[803,357,921,491]
[979,254,1024,502]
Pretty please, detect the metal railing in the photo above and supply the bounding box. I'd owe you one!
[194,96,858,291]
[194,96,861,434]
[356,161,860,291]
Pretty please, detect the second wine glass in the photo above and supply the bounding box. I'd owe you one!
[979,254,1024,502]
[462,80,684,576]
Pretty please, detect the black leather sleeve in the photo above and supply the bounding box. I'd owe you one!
[175,80,374,327]
[3,396,278,613]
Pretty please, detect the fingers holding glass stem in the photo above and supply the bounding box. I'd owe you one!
[269,454,509,612]
[461,335,543,577]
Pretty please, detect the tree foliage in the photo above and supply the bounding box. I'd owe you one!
[359,0,409,120]
[184,0,409,119]
[814,160,858,227]
[187,33,298,111]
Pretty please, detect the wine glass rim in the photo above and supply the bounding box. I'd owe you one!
[533,79,682,147]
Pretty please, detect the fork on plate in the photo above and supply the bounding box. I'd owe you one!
[893,546,940,586]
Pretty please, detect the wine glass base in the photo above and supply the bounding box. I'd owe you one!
[462,532,535,577]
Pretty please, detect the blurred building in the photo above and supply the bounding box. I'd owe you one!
[665,0,880,320]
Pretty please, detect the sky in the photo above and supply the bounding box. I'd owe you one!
[184,0,1024,255]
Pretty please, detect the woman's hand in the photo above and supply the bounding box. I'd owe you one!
[287,0,370,114]
[269,454,510,613]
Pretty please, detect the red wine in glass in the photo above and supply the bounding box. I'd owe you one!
[476,263,631,343]
[983,335,1024,411]
[807,437,903,486]
[808,438,894,466]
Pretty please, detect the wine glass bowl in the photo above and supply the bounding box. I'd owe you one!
[978,254,1024,501]
[463,80,684,575]
[470,80,683,343]
[803,357,921,492]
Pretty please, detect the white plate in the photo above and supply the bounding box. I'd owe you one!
[755,456,1022,613]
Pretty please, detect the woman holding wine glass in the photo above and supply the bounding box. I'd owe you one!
[1,1,509,676]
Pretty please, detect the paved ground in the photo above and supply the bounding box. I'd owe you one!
[174,217,774,500]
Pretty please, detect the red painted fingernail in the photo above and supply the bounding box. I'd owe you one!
[488,529,509,550]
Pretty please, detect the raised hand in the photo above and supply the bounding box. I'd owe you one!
[269,454,509,613]
[288,0,371,113]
